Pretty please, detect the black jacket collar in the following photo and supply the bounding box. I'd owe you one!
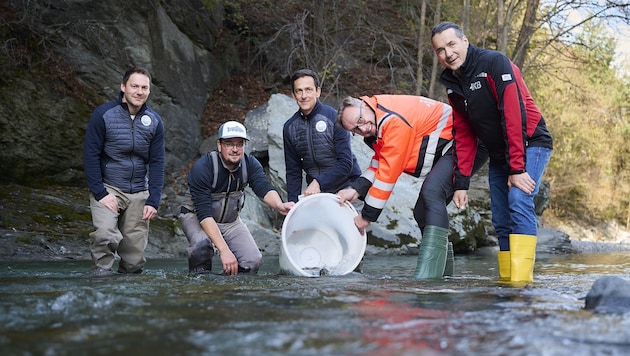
[300,101,322,120]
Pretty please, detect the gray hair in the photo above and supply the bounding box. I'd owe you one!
[431,22,465,40]
[336,96,363,127]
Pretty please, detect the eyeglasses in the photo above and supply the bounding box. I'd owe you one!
[351,104,371,136]
[221,141,245,149]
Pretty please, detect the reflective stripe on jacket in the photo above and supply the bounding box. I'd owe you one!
[355,95,453,222]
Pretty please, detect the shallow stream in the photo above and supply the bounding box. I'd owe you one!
[1,251,629,355]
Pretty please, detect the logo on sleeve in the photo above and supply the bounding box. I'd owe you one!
[501,74,513,82]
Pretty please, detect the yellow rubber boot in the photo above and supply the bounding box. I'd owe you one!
[509,234,537,282]
[497,251,510,279]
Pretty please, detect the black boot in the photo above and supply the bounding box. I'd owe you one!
[188,239,214,274]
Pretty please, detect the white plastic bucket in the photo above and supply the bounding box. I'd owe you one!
[279,193,366,277]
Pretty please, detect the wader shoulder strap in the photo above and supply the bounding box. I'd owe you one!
[242,155,248,187]
[210,151,219,190]
[209,151,248,189]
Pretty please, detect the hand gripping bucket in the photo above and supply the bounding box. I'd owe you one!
[280,193,367,277]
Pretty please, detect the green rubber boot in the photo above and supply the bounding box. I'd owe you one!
[443,242,454,277]
[412,225,449,279]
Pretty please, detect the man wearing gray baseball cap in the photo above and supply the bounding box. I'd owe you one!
[179,121,294,275]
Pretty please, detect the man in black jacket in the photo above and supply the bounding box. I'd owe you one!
[431,22,553,282]
[179,121,294,275]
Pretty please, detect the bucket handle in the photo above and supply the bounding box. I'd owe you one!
[297,193,359,215]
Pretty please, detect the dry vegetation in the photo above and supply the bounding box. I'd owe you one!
[201,75,277,136]
[200,1,630,232]
[200,67,393,138]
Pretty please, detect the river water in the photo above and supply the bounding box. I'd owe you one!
[1,251,629,355]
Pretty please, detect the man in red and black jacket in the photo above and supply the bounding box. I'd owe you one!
[431,22,553,282]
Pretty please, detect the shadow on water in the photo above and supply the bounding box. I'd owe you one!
[1,252,629,355]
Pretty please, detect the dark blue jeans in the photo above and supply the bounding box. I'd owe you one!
[489,146,552,250]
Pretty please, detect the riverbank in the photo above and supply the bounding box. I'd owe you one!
[1,183,629,262]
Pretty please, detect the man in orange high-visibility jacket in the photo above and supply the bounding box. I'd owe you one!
[337,95,487,278]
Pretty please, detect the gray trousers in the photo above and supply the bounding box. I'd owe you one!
[89,184,149,273]
[178,212,263,273]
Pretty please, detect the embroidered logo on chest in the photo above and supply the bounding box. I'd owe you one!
[315,120,327,132]
[141,115,152,126]
[469,81,482,91]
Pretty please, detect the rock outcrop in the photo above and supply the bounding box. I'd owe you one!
[1,0,229,185]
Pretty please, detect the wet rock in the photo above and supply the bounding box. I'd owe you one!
[584,276,630,314]
[534,180,551,216]
[537,226,573,254]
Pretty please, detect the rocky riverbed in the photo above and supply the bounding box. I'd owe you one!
[0,183,188,262]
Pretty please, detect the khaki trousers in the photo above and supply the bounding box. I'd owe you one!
[179,212,263,273]
[89,184,149,273]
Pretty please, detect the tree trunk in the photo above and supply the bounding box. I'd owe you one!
[429,0,442,98]
[416,0,427,95]
[462,0,470,33]
[497,0,507,53]
[512,0,540,69]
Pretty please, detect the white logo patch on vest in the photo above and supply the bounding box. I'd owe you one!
[315,120,327,132]
[141,115,152,126]
[502,73,513,82]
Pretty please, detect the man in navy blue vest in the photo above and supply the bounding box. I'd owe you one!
[283,69,362,204]
[83,67,165,275]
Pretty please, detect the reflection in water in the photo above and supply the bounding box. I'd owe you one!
[1,253,629,355]
[353,293,454,354]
